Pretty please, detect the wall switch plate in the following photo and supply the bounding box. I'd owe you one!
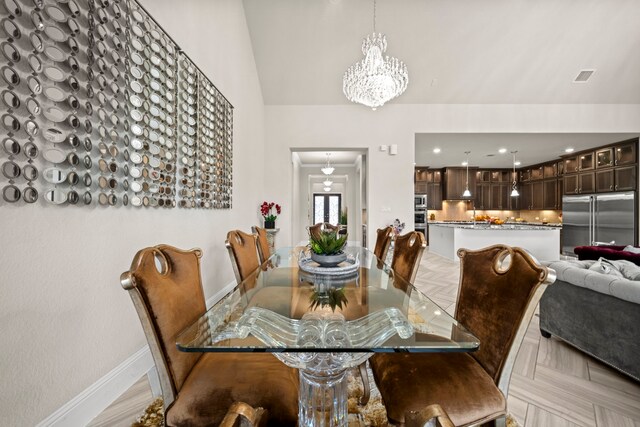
[381,206,391,212]
[379,145,387,152]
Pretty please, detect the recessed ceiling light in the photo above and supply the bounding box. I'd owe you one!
[433,148,441,154]
[514,161,521,166]
[565,147,575,153]
[461,161,468,166]
[498,148,507,154]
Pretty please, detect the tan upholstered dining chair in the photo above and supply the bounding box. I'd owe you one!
[252,226,271,265]
[369,245,556,427]
[226,230,261,284]
[120,244,299,426]
[359,230,427,406]
[405,404,455,427]
[391,231,427,284]
[373,226,394,266]
[307,222,340,241]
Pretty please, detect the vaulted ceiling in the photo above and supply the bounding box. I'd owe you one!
[243,0,640,105]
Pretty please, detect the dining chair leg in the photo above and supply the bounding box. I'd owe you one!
[358,362,370,406]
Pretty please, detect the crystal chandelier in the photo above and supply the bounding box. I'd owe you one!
[342,0,408,110]
[462,151,472,198]
[321,153,334,175]
[511,151,520,197]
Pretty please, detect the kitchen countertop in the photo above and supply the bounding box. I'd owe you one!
[429,221,562,230]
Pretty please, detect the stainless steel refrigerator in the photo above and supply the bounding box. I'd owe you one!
[562,192,637,255]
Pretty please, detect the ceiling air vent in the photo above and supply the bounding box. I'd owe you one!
[574,69,595,83]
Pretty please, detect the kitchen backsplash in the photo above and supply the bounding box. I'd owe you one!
[427,201,562,223]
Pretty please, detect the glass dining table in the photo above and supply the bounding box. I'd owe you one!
[176,246,479,427]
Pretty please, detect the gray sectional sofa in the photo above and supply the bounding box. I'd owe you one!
[540,259,640,382]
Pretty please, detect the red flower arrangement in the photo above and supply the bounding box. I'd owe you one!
[260,201,281,222]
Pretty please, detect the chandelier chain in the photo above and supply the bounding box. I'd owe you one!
[373,0,376,33]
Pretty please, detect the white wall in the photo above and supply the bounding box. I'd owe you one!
[264,104,640,247]
[0,1,265,425]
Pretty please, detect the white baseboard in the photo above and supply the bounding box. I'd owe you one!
[37,280,236,427]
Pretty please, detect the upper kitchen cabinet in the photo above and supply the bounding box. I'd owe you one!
[415,168,443,209]
[596,147,614,168]
[444,167,476,200]
[530,165,544,181]
[615,142,637,166]
[564,156,579,174]
[579,152,595,171]
[414,167,428,193]
[543,163,557,178]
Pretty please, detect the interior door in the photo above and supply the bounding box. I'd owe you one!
[313,194,341,225]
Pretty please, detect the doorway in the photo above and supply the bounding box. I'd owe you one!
[313,193,341,225]
[290,149,368,246]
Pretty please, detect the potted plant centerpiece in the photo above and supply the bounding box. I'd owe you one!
[309,229,348,267]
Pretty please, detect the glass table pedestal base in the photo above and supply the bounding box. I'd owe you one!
[298,368,349,427]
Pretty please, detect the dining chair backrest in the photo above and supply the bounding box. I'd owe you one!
[456,245,555,394]
[120,245,206,409]
[373,226,394,263]
[226,230,260,284]
[252,226,271,265]
[308,222,339,241]
[391,231,427,283]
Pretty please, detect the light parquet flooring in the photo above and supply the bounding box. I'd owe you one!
[89,249,640,427]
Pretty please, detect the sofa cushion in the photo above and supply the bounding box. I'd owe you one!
[588,258,624,278]
[623,245,640,254]
[546,260,640,305]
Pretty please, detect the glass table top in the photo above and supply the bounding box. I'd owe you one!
[176,246,479,353]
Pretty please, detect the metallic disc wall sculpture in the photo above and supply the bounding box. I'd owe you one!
[0,0,233,209]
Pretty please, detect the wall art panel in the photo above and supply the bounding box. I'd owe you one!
[0,0,233,209]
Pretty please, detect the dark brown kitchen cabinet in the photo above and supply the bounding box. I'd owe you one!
[476,170,491,182]
[491,170,510,182]
[491,183,509,210]
[578,172,595,194]
[427,182,443,210]
[564,174,579,195]
[475,183,491,209]
[579,152,595,171]
[415,181,428,193]
[430,170,442,183]
[520,182,532,210]
[557,178,563,209]
[596,170,614,193]
[530,165,544,181]
[531,181,544,209]
[615,143,636,166]
[564,157,579,174]
[614,166,637,191]
[543,163,557,178]
[415,169,429,182]
[543,180,558,209]
[444,167,476,200]
[557,161,564,176]
[519,169,530,182]
[596,148,614,169]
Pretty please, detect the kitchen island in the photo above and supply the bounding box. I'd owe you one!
[429,222,561,262]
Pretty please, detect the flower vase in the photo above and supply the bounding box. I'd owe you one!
[264,219,275,229]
